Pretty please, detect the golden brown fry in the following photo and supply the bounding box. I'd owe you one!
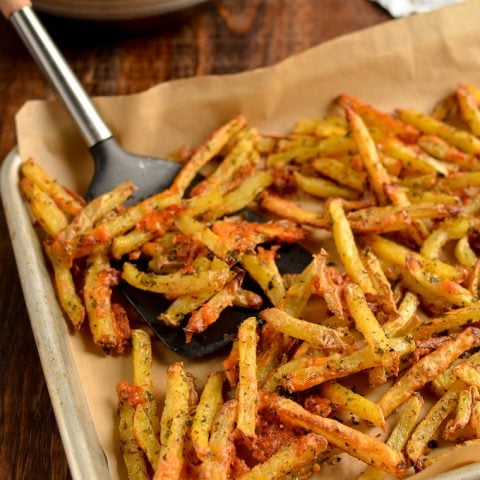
[117,385,149,480]
[121,258,229,298]
[132,330,159,436]
[261,308,346,350]
[344,283,397,375]
[294,171,359,200]
[444,387,474,440]
[154,363,191,480]
[358,394,423,480]
[328,198,375,295]
[259,191,328,228]
[320,381,385,428]
[368,234,463,281]
[84,249,130,353]
[236,317,258,438]
[240,433,327,480]
[20,177,69,237]
[406,390,458,464]
[413,305,480,341]
[397,108,480,154]
[197,399,238,480]
[133,405,161,469]
[241,249,285,306]
[457,84,480,136]
[44,241,85,329]
[312,157,366,191]
[191,372,225,461]
[346,107,391,205]
[261,391,407,478]
[378,327,480,417]
[337,93,419,142]
[21,158,85,216]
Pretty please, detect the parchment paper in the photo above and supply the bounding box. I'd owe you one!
[12,0,480,478]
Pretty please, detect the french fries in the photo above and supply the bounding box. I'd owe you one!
[21,86,480,480]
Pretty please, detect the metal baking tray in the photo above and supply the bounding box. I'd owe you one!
[2,147,480,480]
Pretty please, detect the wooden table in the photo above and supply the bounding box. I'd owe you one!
[0,1,390,478]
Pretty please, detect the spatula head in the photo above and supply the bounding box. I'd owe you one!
[88,137,182,203]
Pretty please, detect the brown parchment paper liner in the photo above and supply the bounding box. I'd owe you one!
[12,0,480,478]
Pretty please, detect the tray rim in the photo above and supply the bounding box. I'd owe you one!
[0,148,111,480]
[2,147,480,479]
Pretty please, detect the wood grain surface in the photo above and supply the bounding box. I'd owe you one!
[0,1,390,478]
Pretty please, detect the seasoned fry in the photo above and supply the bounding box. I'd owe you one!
[320,381,385,428]
[132,330,159,436]
[236,317,258,438]
[240,433,327,480]
[84,249,130,353]
[117,385,149,480]
[20,177,69,237]
[378,327,480,417]
[261,308,345,350]
[406,390,458,464]
[262,391,407,478]
[397,108,480,154]
[197,399,238,480]
[444,387,474,440]
[328,198,375,295]
[154,363,192,480]
[344,283,397,374]
[21,158,85,216]
[358,394,423,480]
[191,372,225,461]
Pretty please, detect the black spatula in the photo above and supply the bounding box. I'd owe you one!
[3,0,312,357]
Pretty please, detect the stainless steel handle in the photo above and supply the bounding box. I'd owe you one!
[10,6,112,147]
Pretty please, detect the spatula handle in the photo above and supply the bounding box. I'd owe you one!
[5,4,112,147]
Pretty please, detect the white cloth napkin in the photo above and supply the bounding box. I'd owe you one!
[371,0,464,17]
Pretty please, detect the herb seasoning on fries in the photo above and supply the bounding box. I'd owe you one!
[21,84,480,479]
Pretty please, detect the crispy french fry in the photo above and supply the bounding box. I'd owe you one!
[197,399,238,480]
[453,361,480,387]
[397,108,480,154]
[337,94,419,142]
[132,330,159,436]
[121,258,229,298]
[368,234,463,281]
[412,305,480,341]
[312,157,367,191]
[457,84,480,136]
[240,433,327,480]
[241,250,285,306]
[346,107,391,205]
[44,241,85,329]
[21,158,85,216]
[236,317,258,438]
[154,363,192,480]
[444,387,474,440]
[84,249,130,353]
[261,308,345,350]
[133,405,161,469]
[378,327,480,417]
[20,177,69,237]
[117,385,149,480]
[294,171,358,200]
[320,381,385,428]
[328,198,375,295]
[358,394,423,480]
[344,283,397,373]
[406,390,458,464]
[262,391,407,478]
[191,372,225,461]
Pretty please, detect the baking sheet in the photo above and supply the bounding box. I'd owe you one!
[5,0,480,478]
